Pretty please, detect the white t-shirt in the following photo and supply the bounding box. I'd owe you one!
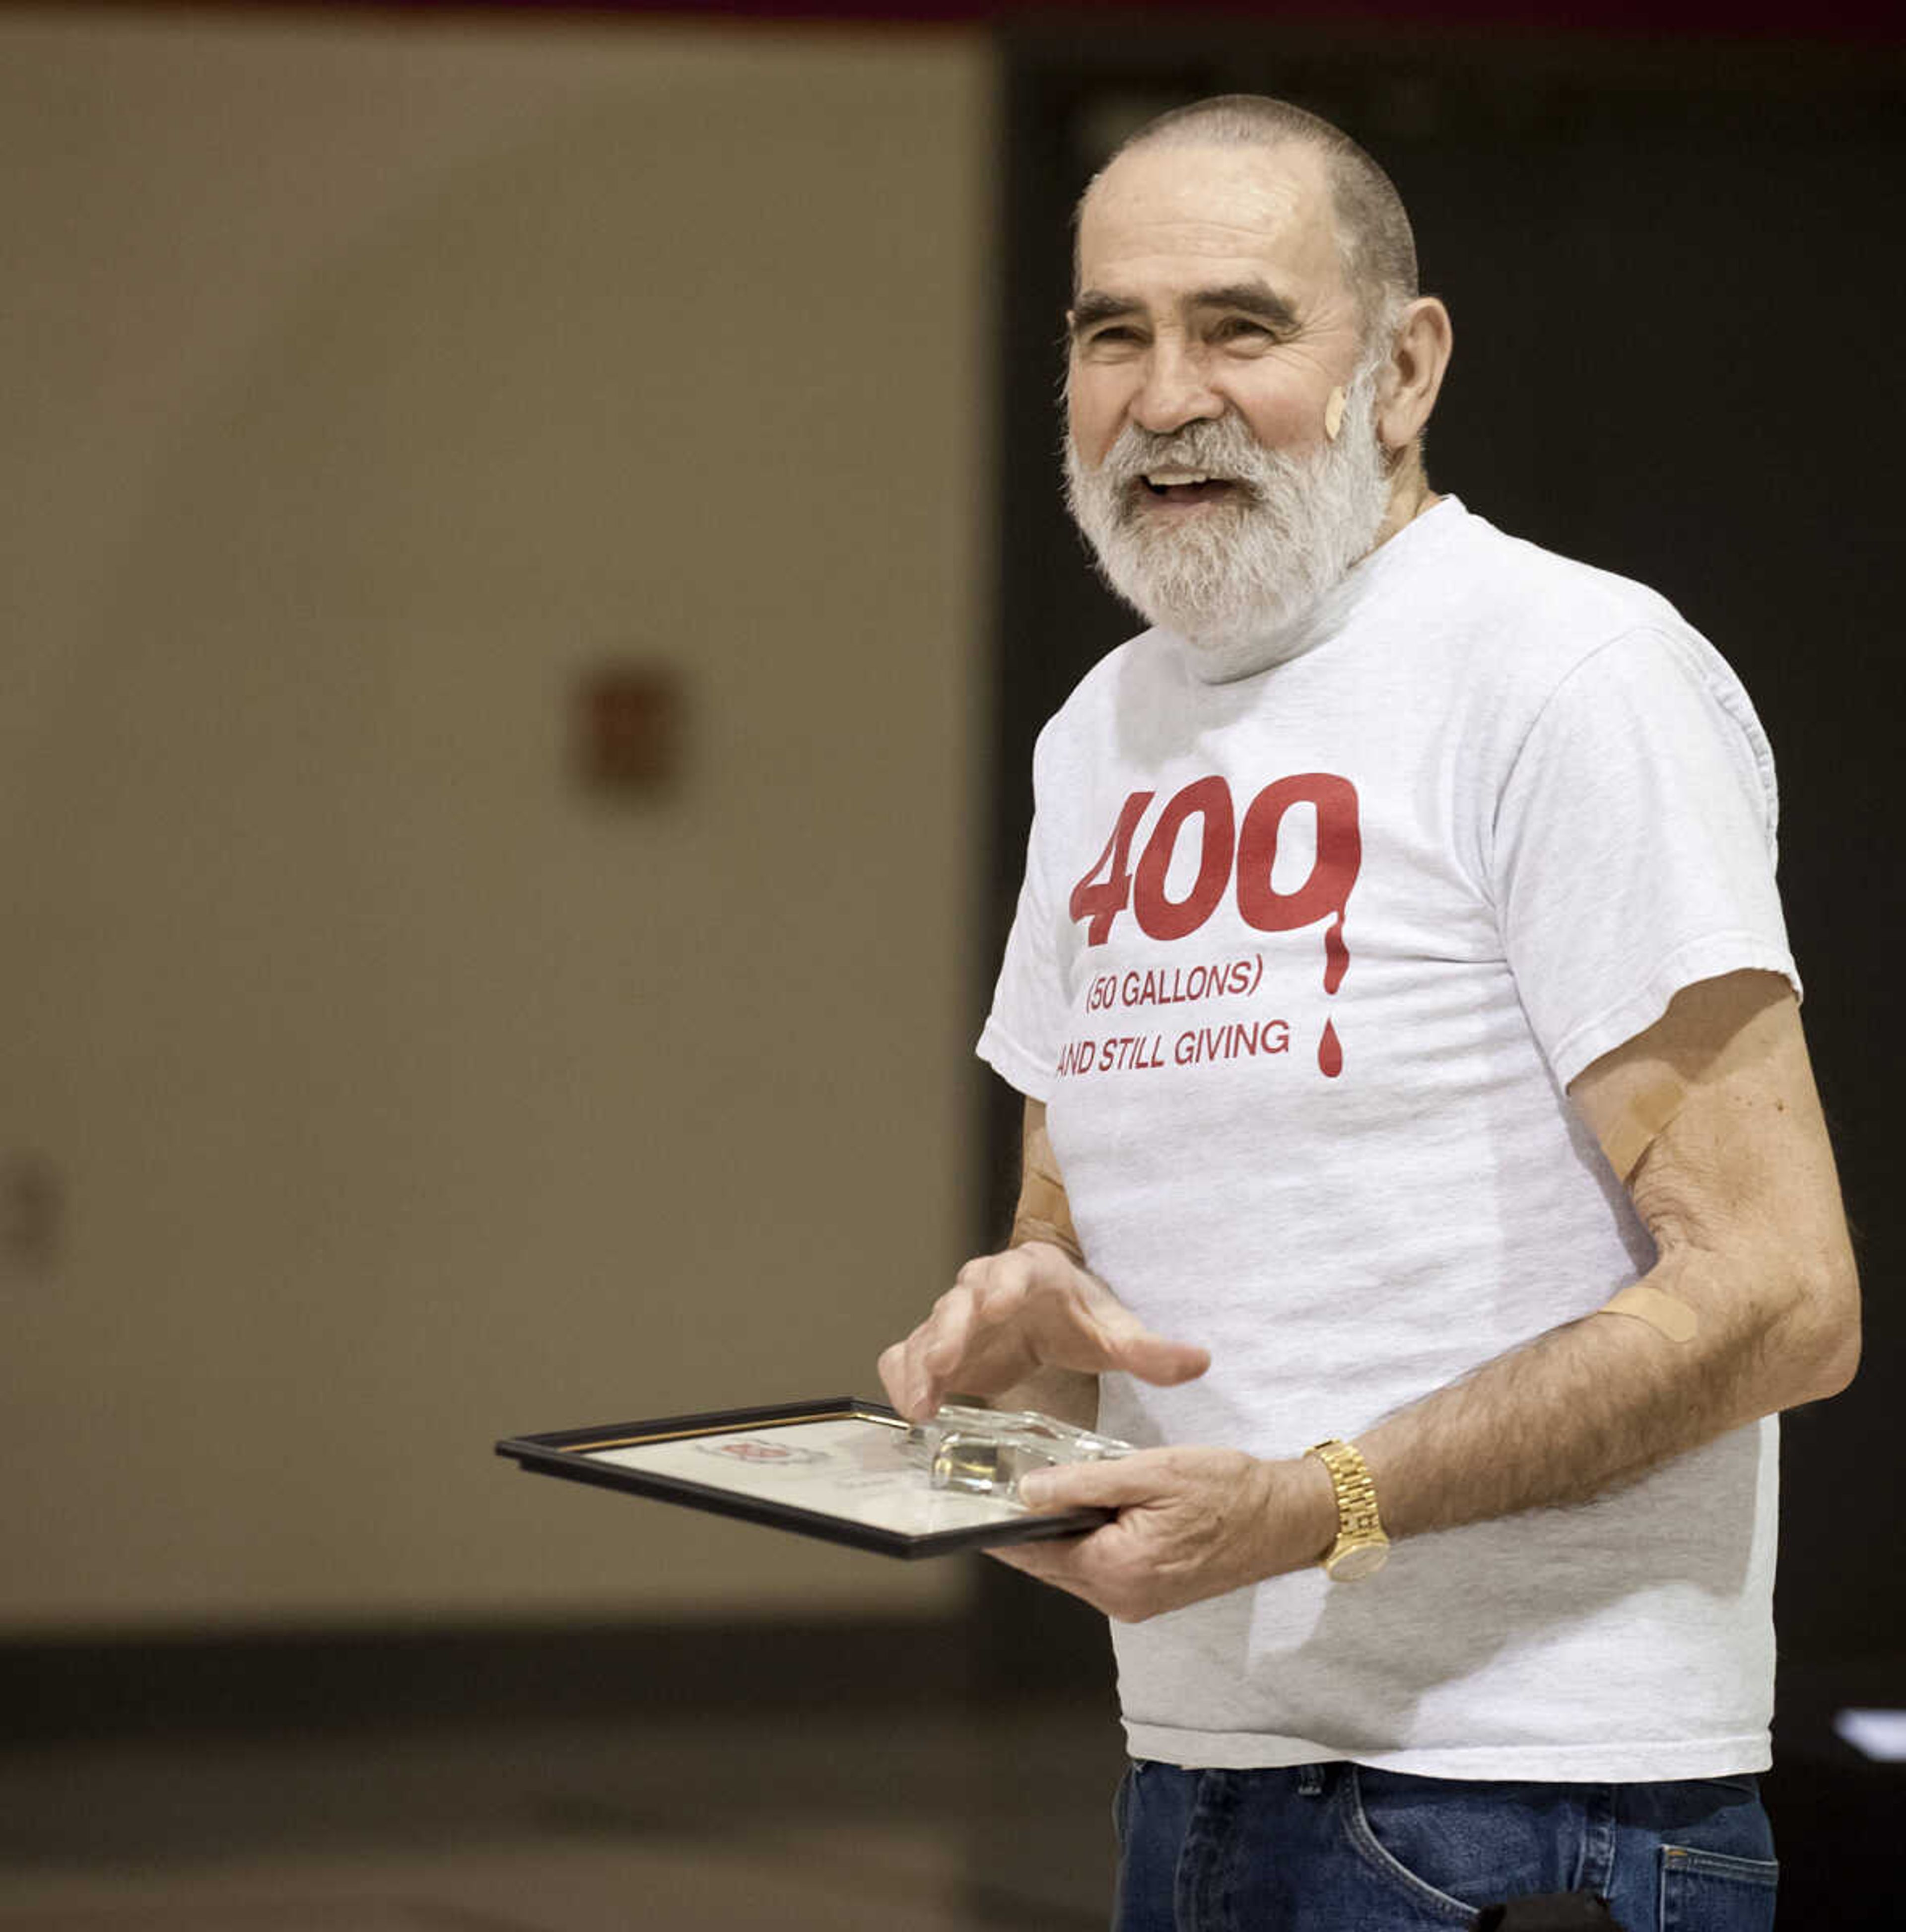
[979,498,1797,1782]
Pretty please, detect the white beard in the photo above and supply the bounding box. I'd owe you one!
[1063,358,1394,681]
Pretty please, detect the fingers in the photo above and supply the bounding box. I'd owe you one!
[1032,1262,1208,1386]
[898,1273,1018,1419]
[875,1340,911,1414]
[987,1524,1143,1620]
[880,1279,1003,1420]
[986,1539,1086,1584]
[986,1533,1113,1605]
[915,1284,981,1403]
[1017,1447,1178,1513]
[1106,1331,1212,1387]
[878,1247,1049,1420]
[878,1244,1208,1421]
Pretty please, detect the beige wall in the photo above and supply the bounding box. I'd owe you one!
[0,9,995,1629]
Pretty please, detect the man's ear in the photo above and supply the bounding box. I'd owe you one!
[1376,296,1453,453]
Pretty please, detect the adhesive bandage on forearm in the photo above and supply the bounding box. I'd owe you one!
[1015,1166,1081,1257]
[1597,1281,1700,1344]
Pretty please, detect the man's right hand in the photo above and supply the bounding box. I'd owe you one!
[876,1241,1211,1423]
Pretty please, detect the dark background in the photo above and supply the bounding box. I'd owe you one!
[973,25,1906,1914]
[981,13,1904,1686]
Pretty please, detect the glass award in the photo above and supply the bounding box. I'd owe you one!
[903,1402,1135,1500]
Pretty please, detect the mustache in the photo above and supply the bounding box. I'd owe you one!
[1093,414,1271,496]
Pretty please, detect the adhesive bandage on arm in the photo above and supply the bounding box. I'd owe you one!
[1587,1007,1776,1185]
[1575,983,1799,1352]
[1594,1075,1688,1183]
[1014,1148,1083,1261]
[1597,1281,1700,1344]
[1587,1077,1699,1340]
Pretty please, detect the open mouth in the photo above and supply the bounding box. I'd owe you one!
[1139,469,1242,506]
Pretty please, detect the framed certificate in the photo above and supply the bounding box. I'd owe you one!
[495,1395,1112,1558]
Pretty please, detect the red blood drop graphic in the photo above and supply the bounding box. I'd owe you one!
[1322,909,1349,996]
[1317,1017,1344,1078]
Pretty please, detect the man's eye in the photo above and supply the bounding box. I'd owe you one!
[1087,326,1139,345]
[1216,317,1274,341]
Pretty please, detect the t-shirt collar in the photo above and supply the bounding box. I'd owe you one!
[1169,495,1468,686]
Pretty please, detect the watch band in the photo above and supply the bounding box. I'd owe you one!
[1305,1437,1391,1581]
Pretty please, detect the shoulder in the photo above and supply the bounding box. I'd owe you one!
[1431,507,1692,683]
[1425,508,1767,762]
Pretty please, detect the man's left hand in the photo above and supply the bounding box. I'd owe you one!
[991,1447,1336,1622]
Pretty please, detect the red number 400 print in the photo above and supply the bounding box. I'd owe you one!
[1068,773,1360,987]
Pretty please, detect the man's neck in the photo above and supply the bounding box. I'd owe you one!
[1171,446,1445,684]
[1369,445,1438,554]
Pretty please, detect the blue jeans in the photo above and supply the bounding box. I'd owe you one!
[1112,1760,1777,1930]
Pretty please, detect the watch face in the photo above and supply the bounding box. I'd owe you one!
[1327,1540,1389,1582]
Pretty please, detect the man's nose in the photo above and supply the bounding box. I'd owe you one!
[1130,341,1225,435]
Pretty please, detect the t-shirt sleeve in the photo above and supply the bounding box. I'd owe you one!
[977,734,1072,1102]
[1493,624,1799,1089]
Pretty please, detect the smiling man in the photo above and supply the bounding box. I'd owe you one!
[879,96,1857,1930]
[1061,131,1419,677]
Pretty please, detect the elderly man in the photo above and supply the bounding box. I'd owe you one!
[878,95,1858,1930]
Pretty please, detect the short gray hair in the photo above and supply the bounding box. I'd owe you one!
[1078,94,1418,340]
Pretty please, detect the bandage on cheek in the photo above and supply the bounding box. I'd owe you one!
[1324,386,1347,441]
[1598,1282,1700,1344]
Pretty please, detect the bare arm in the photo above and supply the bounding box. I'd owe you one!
[1355,967,1859,1535]
[1005,968,1860,1621]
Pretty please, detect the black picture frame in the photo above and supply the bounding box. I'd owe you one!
[495,1395,1113,1559]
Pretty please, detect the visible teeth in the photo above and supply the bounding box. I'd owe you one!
[1146,469,1212,486]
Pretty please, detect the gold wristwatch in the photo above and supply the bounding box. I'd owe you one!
[1305,1438,1390,1581]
